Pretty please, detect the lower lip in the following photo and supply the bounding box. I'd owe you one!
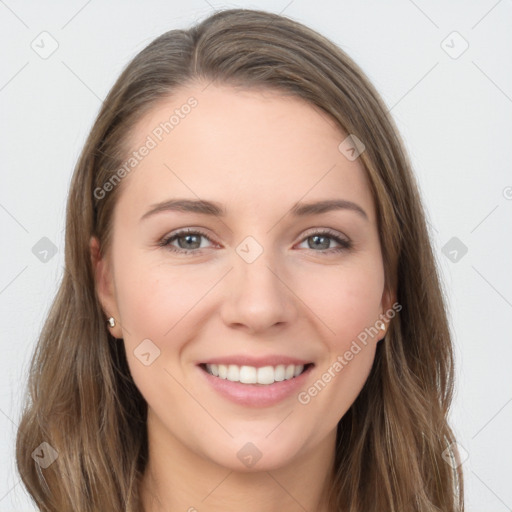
[198,364,314,407]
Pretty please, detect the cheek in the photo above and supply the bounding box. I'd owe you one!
[294,264,383,423]
[112,256,205,408]
[112,247,212,339]
[297,343,376,438]
[298,259,385,346]
[293,268,383,426]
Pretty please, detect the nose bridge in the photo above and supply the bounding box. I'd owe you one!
[234,233,282,295]
[221,234,296,331]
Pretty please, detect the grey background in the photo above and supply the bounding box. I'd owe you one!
[1,0,511,510]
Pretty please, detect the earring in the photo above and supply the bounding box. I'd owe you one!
[108,317,116,328]
[377,321,386,331]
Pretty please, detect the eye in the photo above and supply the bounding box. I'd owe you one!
[159,227,352,255]
[296,229,352,253]
[159,228,215,254]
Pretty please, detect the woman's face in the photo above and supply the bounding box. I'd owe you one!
[93,83,392,472]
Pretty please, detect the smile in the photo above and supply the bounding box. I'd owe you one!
[203,363,311,385]
[198,362,315,407]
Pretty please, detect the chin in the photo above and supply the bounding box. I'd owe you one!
[202,436,305,473]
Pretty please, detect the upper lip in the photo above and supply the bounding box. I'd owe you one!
[199,355,313,368]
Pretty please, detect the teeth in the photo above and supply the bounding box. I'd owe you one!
[205,363,306,385]
[218,364,228,379]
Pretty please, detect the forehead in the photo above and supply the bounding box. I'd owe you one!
[117,83,376,223]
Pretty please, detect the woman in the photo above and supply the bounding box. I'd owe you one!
[16,8,464,511]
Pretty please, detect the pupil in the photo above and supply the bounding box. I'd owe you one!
[311,235,329,250]
[180,234,200,249]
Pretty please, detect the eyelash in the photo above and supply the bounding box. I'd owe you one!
[158,228,352,256]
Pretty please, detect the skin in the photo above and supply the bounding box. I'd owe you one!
[91,82,394,512]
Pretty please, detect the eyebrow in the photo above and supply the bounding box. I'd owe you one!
[140,198,369,222]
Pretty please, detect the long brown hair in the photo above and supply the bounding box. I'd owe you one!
[16,8,464,511]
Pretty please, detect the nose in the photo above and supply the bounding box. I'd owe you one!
[220,247,298,335]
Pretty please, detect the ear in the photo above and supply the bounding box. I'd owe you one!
[90,236,123,338]
[377,286,397,341]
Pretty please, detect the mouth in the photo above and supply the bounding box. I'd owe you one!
[199,362,314,386]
